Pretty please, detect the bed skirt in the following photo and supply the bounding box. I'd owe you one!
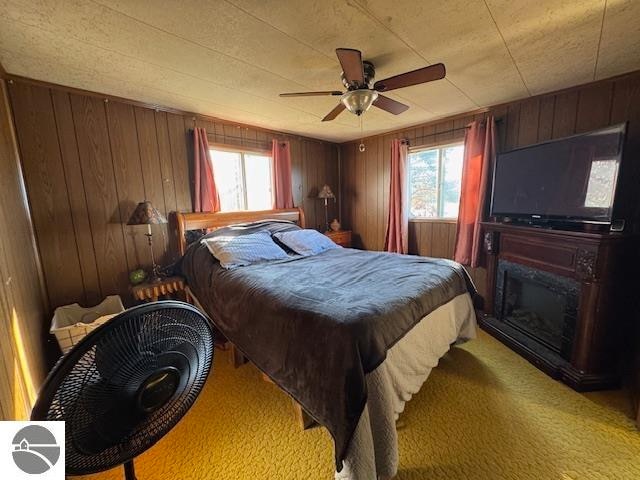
[335,292,477,480]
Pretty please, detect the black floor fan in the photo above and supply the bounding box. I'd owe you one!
[31,301,215,480]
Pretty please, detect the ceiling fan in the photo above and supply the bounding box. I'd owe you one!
[279,48,446,122]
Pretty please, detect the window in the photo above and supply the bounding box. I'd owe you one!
[408,143,464,219]
[210,148,273,211]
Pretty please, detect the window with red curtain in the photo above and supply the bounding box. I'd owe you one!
[209,147,273,211]
[407,142,465,219]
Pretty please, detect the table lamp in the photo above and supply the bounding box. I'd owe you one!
[317,184,336,232]
[127,201,167,283]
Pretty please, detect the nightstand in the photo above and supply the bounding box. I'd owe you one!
[325,230,352,247]
[131,276,186,302]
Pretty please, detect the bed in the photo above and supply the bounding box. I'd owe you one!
[171,208,477,480]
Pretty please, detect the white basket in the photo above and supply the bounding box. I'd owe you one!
[51,295,125,353]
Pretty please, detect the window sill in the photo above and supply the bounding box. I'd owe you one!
[409,218,457,224]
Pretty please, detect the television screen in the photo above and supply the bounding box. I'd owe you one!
[490,124,626,223]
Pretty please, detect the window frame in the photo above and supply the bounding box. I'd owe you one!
[407,141,465,221]
[208,143,273,212]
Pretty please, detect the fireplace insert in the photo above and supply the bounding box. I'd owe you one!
[495,260,579,361]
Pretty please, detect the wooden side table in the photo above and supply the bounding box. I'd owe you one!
[131,276,186,302]
[324,230,352,247]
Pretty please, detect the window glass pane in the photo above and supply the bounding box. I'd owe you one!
[211,150,244,211]
[244,154,273,210]
[409,149,439,217]
[441,145,464,218]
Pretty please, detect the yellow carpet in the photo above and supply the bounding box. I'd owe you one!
[82,331,640,479]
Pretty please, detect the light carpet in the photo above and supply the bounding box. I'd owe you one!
[81,331,640,479]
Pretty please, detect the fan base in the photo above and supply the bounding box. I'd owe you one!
[124,460,137,480]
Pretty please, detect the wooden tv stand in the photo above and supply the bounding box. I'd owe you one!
[479,222,638,391]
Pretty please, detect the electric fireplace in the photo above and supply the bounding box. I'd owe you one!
[479,222,635,391]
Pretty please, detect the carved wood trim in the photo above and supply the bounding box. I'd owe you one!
[484,231,499,255]
[575,248,598,281]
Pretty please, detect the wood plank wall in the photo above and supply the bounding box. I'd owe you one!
[0,78,48,420]
[340,70,640,300]
[8,79,339,311]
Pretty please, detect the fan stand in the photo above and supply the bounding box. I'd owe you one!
[124,460,137,480]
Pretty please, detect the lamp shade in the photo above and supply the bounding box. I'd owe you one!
[317,185,335,199]
[341,90,378,116]
[127,201,167,225]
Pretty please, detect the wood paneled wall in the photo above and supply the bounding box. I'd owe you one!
[8,79,338,311]
[340,70,640,300]
[8,70,640,316]
[0,78,48,420]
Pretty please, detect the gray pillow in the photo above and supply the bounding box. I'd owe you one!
[273,229,340,257]
[201,230,288,269]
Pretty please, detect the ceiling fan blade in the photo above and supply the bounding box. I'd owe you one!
[336,48,365,86]
[280,91,343,97]
[373,95,410,115]
[374,63,446,92]
[322,103,346,122]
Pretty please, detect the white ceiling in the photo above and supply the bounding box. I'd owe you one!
[1,0,639,142]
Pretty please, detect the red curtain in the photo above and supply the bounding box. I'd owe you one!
[272,140,294,209]
[384,139,409,254]
[453,117,496,267]
[193,128,221,213]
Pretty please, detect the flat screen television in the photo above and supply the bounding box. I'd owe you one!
[490,123,626,228]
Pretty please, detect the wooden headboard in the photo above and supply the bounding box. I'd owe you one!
[171,207,306,256]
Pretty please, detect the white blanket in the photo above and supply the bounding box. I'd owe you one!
[335,293,477,480]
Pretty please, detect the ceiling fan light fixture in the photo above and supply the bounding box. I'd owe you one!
[341,89,378,116]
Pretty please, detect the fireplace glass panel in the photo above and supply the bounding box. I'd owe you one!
[496,260,578,359]
[503,275,566,351]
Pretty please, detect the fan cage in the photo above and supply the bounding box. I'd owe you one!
[32,301,215,475]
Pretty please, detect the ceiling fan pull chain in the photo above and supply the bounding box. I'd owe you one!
[359,116,366,153]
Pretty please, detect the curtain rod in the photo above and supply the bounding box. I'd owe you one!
[409,117,502,143]
[202,132,271,147]
[219,136,270,146]
[192,124,330,146]
[412,125,469,142]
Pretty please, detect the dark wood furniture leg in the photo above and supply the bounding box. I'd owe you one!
[229,344,248,368]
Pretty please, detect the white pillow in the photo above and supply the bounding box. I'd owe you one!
[201,231,288,269]
[273,229,340,257]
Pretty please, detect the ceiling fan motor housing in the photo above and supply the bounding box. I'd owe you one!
[341,60,376,89]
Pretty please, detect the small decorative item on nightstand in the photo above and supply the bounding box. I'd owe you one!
[129,268,147,285]
[330,218,341,232]
[131,276,186,302]
[324,229,352,248]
